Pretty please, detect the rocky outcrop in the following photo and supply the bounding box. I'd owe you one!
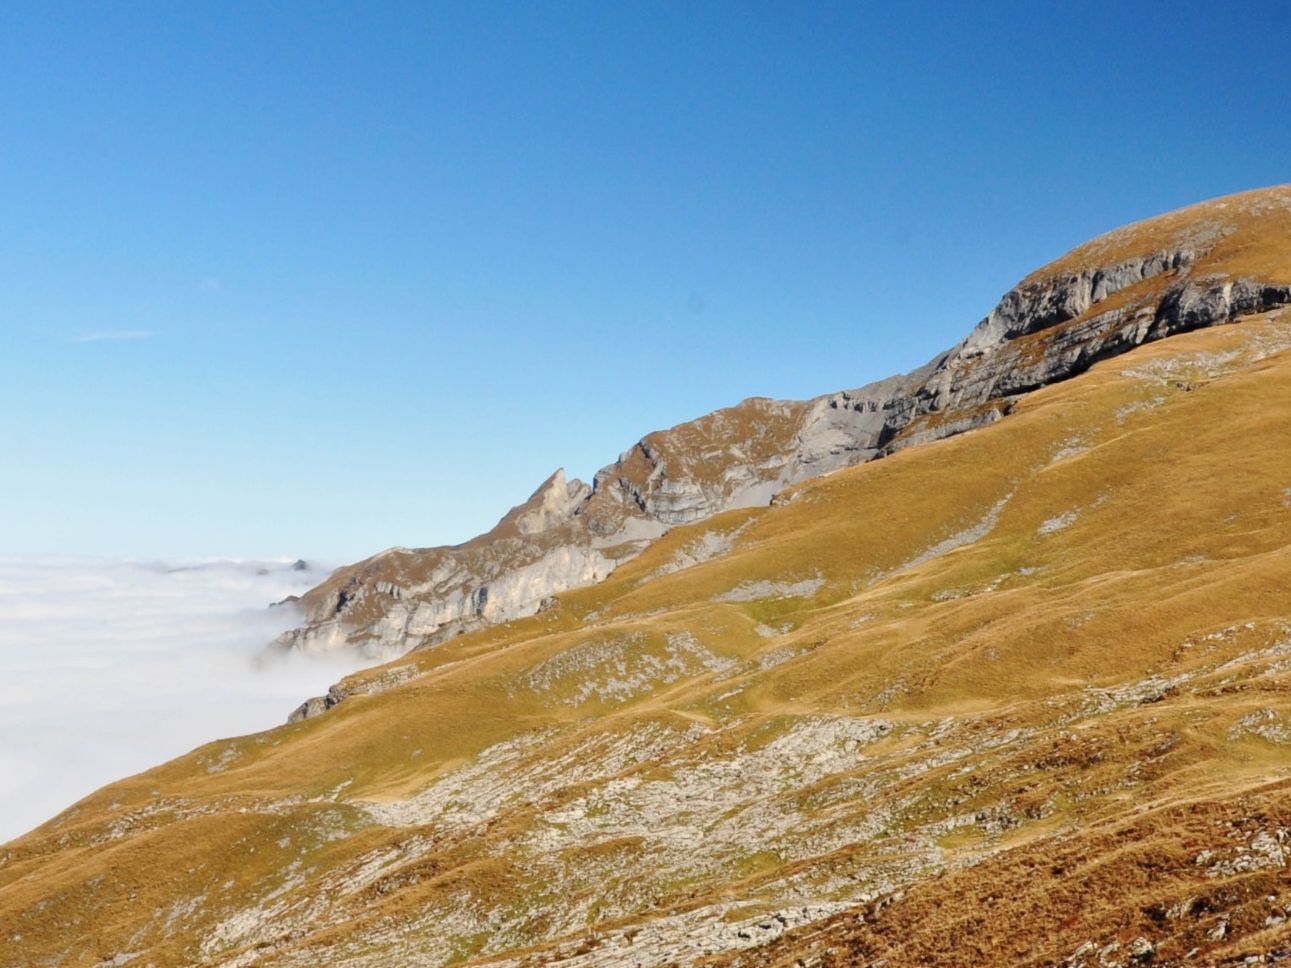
[272,469,665,661]
[275,185,1291,693]
[916,259,1291,414]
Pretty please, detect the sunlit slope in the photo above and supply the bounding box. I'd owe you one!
[1023,183,1291,283]
[5,312,1291,965]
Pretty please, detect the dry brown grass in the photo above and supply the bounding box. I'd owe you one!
[6,197,1291,966]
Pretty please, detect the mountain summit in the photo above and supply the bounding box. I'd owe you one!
[6,186,1291,966]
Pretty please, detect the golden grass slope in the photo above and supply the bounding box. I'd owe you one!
[1027,183,1291,284]
[4,302,1291,965]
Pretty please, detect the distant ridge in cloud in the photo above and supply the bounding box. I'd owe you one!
[71,330,156,343]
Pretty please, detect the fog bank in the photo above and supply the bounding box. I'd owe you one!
[0,556,375,843]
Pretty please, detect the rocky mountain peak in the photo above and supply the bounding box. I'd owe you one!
[492,468,593,539]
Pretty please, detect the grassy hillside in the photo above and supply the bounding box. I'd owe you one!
[4,301,1291,965]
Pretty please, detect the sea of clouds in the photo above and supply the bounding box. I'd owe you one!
[0,556,377,843]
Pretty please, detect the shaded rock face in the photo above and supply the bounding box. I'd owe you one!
[965,249,1196,349]
[275,186,1291,682]
[922,256,1291,412]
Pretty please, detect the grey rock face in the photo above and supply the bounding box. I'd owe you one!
[964,249,1195,349]
[273,193,1291,677]
[271,468,663,662]
[286,695,330,723]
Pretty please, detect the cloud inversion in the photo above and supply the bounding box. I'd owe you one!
[0,556,375,843]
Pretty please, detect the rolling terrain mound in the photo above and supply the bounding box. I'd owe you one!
[5,188,1291,966]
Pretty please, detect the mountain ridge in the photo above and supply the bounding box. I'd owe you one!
[275,184,1291,683]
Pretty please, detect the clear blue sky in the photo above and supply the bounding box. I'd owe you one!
[3,1,1288,560]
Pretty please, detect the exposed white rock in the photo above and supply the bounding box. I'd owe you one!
[654,524,749,577]
[896,494,1012,574]
[716,577,825,603]
[1039,510,1080,535]
[518,631,736,706]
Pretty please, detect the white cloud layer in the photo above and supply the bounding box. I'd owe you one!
[0,557,375,843]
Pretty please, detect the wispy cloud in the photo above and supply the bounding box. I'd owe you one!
[71,330,156,343]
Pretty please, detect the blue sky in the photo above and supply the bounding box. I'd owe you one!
[3,1,1289,560]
